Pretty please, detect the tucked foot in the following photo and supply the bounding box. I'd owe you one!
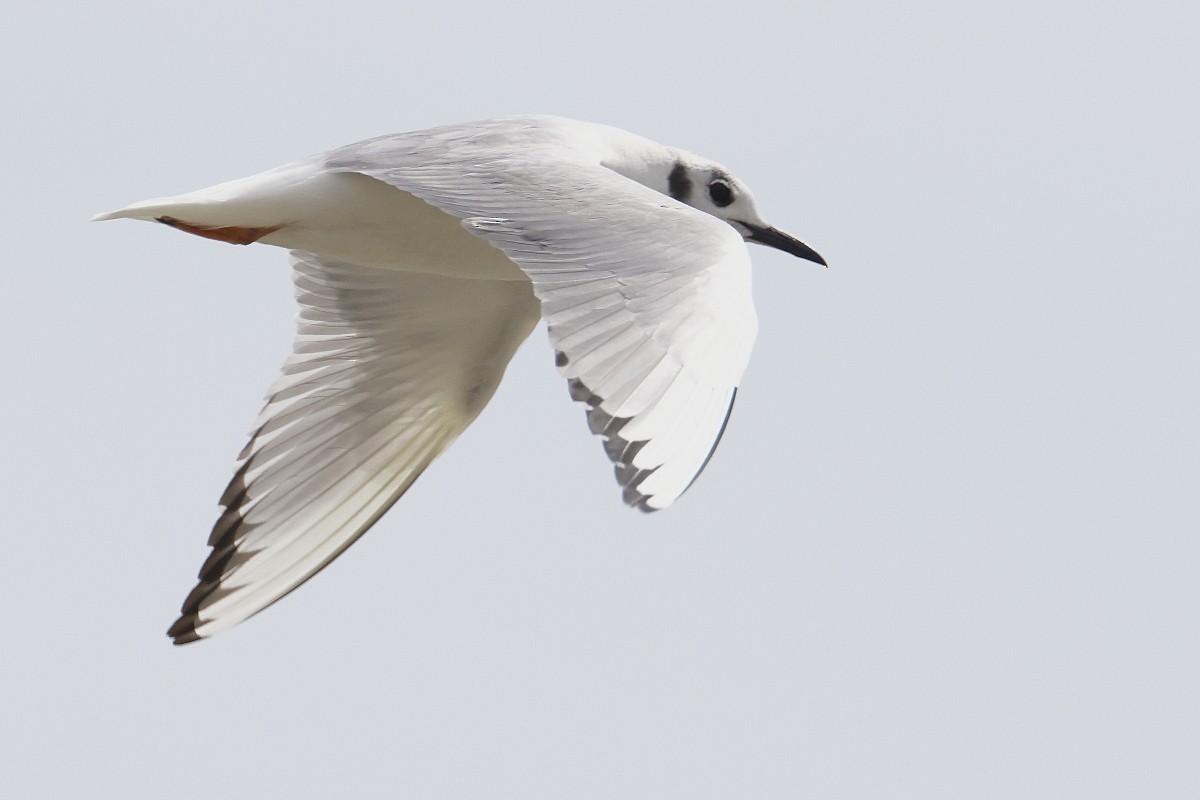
[156,216,282,245]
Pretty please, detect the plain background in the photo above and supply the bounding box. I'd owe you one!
[3,1,1197,797]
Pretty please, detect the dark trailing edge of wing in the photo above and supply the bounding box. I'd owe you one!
[165,451,434,645]
[685,387,736,494]
[564,364,738,512]
[166,461,255,644]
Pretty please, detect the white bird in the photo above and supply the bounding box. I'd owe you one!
[95,115,826,644]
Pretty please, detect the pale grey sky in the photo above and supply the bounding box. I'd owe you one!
[3,0,1198,797]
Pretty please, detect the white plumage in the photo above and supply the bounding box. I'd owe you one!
[95,114,825,643]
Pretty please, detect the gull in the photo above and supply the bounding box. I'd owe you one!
[95,115,826,644]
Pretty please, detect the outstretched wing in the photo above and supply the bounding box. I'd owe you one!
[329,125,758,510]
[169,253,539,643]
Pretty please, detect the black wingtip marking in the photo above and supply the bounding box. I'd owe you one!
[168,456,251,645]
[198,542,238,582]
[167,613,203,645]
[567,378,740,509]
[165,443,442,645]
[180,579,219,617]
[568,377,660,509]
[668,160,692,202]
[213,460,252,535]
[567,378,602,406]
[555,350,569,367]
[623,484,659,513]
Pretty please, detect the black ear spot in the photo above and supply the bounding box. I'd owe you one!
[708,179,734,207]
[668,161,692,201]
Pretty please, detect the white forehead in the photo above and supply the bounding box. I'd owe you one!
[568,118,764,220]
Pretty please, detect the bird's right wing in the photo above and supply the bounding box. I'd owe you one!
[168,252,540,643]
[329,123,759,511]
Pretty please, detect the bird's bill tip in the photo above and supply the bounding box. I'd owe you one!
[742,223,827,266]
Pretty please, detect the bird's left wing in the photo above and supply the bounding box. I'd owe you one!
[168,252,539,643]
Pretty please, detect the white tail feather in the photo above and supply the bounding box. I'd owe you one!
[91,159,324,227]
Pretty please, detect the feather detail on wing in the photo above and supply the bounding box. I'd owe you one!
[328,127,758,510]
[168,252,539,643]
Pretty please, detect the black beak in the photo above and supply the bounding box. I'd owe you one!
[742,223,827,266]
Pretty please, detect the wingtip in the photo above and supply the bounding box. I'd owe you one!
[621,481,663,513]
[166,614,204,645]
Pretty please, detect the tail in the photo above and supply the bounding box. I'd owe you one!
[91,199,208,223]
[91,159,322,233]
[92,198,284,245]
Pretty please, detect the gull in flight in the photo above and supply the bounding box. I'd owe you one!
[95,115,826,643]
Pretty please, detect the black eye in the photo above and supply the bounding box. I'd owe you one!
[708,180,734,207]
